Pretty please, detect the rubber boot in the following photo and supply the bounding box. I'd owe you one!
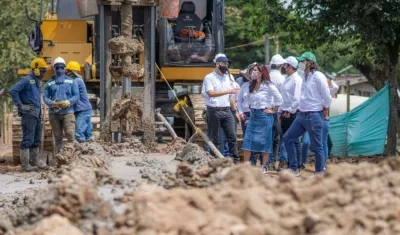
[30,147,49,170]
[20,149,37,172]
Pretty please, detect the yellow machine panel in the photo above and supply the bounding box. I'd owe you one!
[41,42,93,65]
[41,20,88,42]
[160,67,213,81]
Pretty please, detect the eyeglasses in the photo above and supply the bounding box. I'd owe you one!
[55,66,65,70]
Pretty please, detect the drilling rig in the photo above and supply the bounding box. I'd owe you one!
[13,0,242,162]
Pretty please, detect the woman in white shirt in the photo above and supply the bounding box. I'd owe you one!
[242,65,283,174]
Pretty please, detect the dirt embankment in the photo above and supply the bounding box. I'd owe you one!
[115,158,400,235]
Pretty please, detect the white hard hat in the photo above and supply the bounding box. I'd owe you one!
[285,56,298,68]
[270,54,286,65]
[53,57,66,66]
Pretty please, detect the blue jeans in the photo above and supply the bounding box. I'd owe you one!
[75,110,93,142]
[322,120,329,167]
[283,111,324,172]
[301,132,310,164]
[21,114,41,149]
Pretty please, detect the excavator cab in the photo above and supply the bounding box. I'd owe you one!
[159,0,225,67]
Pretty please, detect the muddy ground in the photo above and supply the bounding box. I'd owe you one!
[0,141,399,235]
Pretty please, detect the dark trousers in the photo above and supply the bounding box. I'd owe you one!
[49,113,75,153]
[21,114,41,149]
[206,107,239,163]
[280,113,301,165]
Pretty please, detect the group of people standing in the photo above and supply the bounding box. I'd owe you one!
[202,52,338,176]
[9,57,93,172]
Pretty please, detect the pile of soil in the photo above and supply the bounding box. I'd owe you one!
[102,139,147,157]
[164,158,234,189]
[1,168,114,234]
[56,142,110,173]
[174,143,214,167]
[114,158,400,235]
[161,137,187,154]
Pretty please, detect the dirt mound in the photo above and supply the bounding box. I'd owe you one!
[102,139,148,156]
[161,137,187,154]
[174,143,214,167]
[56,142,110,172]
[114,158,400,235]
[164,158,234,189]
[1,168,114,234]
[18,214,83,235]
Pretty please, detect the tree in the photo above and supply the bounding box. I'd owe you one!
[0,0,50,105]
[288,0,400,155]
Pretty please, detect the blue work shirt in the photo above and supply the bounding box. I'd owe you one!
[74,77,92,112]
[43,75,79,115]
[9,73,42,118]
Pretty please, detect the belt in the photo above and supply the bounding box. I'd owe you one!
[299,110,322,115]
[207,106,231,110]
[251,107,273,110]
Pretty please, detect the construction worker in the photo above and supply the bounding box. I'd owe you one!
[43,57,79,153]
[65,61,94,142]
[9,58,49,171]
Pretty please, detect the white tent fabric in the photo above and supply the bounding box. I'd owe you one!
[330,94,369,117]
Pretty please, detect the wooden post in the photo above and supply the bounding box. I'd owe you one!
[346,80,350,112]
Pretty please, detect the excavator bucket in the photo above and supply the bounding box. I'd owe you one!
[75,0,98,18]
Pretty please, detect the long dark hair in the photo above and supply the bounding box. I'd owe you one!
[305,61,320,79]
[249,64,271,93]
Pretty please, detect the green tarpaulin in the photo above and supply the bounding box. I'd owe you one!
[329,85,389,156]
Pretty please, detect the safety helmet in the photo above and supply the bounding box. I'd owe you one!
[66,61,81,72]
[270,54,286,65]
[31,58,47,69]
[53,57,66,66]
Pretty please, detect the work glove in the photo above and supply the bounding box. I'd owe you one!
[59,100,71,108]
[19,104,34,112]
[52,102,63,109]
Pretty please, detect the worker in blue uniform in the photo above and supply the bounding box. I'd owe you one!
[9,58,49,171]
[43,57,80,153]
[65,61,94,142]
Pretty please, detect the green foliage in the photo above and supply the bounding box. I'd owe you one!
[0,0,51,95]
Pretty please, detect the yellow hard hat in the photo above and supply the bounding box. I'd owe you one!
[66,61,81,72]
[31,58,47,69]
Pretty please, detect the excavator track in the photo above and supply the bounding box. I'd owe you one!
[187,94,243,158]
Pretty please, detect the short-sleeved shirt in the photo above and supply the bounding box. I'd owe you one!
[202,71,235,107]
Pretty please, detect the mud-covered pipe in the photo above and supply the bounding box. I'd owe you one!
[155,109,178,140]
[188,131,224,159]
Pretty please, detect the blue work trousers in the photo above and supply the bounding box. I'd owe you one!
[21,114,41,149]
[283,111,324,173]
[301,132,310,164]
[75,110,93,142]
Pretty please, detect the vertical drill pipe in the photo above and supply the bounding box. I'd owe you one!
[121,2,133,96]
[105,5,112,119]
[99,4,105,122]
[142,7,156,147]
[150,6,156,109]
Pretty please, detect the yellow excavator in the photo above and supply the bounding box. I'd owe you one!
[13,0,242,161]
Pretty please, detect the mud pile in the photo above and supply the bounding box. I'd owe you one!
[18,215,82,235]
[114,158,400,235]
[1,168,114,234]
[102,139,147,157]
[161,137,187,154]
[174,142,214,167]
[164,158,234,189]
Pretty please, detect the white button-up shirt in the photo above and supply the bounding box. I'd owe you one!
[299,71,332,112]
[202,71,234,107]
[269,69,285,92]
[279,72,303,114]
[249,82,283,109]
[329,80,339,97]
[237,81,250,114]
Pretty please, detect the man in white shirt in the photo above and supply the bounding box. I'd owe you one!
[202,53,240,163]
[266,54,285,171]
[277,56,303,171]
[282,52,332,175]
